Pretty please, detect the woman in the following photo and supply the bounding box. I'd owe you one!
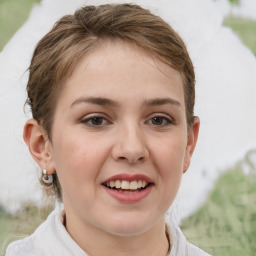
[6,3,210,256]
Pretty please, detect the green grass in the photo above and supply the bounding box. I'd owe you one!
[181,150,256,256]
[224,16,256,55]
[0,0,41,51]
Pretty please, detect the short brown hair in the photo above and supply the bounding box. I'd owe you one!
[26,4,195,200]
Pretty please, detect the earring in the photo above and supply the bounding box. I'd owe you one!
[42,169,53,184]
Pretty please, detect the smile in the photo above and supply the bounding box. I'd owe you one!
[102,174,154,202]
[103,180,150,193]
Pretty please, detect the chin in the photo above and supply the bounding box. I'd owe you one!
[101,213,160,237]
[105,224,150,237]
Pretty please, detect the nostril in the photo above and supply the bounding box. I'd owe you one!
[128,156,145,164]
[117,156,144,164]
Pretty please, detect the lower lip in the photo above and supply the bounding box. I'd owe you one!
[102,185,153,203]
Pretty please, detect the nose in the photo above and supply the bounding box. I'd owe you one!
[111,123,149,164]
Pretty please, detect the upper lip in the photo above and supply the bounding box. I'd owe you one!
[102,174,154,184]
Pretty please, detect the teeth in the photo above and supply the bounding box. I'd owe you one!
[121,180,130,190]
[115,180,121,189]
[130,180,138,190]
[105,179,149,190]
[110,181,115,188]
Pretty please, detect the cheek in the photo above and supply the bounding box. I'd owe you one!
[151,136,186,200]
[153,136,187,174]
[51,132,109,189]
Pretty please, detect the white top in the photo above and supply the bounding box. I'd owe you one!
[5,208,211,256]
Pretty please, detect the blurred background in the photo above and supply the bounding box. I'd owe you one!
[0,0,255,255]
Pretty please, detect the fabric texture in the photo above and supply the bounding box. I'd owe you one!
[5,208,211,256]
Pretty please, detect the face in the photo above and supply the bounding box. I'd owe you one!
[47,41,198,237]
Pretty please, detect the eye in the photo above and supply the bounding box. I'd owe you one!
[148,116,173,126]
[81,115,109,126]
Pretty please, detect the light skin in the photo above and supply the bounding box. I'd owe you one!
[24,41,199,256]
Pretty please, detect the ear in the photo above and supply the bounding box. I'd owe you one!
[183,117,200,173]
[23,119,55,174]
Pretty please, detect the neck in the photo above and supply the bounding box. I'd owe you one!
[64,213,170,256]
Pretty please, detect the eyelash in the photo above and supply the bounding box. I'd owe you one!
[81,114,174,128]
[81,114,110,127]
[147,116,173,126]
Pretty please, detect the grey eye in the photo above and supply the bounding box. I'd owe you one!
[148,116,172,126]
[82,115,108,126]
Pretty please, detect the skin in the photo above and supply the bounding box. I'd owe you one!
[24,41,199,256]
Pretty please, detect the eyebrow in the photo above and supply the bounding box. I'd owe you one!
[70,96,181,108]
[70,97,119,108]
[144,97,181,107]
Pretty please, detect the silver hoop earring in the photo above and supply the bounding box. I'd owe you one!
[42,169,53,184]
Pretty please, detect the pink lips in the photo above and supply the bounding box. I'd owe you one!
[102,174,154,203]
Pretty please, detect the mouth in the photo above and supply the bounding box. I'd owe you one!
[102,174,154,202]
[102,179,152,193]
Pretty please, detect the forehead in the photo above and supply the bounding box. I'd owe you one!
[74,40,180,78]
[59,41,184,107]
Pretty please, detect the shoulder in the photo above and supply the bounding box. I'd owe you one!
[168,223,211,256]
[5,208,59,256]
[5,222,47,256]
[5,209,57,256]
[186,242,212,256]
[5,206,86,256]
[5,235,38,256]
